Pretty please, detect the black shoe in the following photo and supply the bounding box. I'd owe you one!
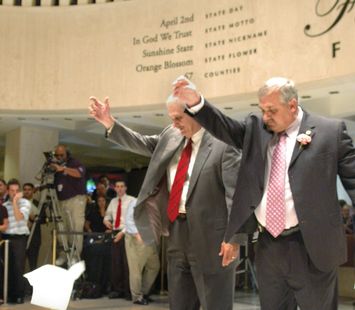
[143,294,154,302]
[16,297,25,304]
[133,298,148,305]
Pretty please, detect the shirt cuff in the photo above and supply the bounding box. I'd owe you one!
[185,95,205,114]
[106,123,115,135]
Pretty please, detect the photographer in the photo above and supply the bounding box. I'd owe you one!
[51,144,87,266]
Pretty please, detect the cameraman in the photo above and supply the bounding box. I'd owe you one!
[51,144,87,265]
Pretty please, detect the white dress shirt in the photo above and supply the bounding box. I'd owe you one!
[255,107,304,229]
[104,194,136,233]
[167,128,205,214]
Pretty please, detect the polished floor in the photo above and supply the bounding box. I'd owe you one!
[1,290,355,309]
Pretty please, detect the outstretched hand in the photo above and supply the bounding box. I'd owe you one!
[89,96,115,129]
[172,76,201,107]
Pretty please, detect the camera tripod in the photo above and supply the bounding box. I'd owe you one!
[26,172,80,267]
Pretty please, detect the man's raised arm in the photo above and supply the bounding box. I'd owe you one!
[89,96,115,129]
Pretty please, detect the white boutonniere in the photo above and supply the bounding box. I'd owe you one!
[296,130,312,149]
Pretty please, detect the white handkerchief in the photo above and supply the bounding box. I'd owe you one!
[25,261,85,310]
[172,75,196,90]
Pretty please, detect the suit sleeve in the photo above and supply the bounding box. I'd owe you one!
[106,121,160,157]
[221,145,241,214]
[221,145,244,244]
[337,121,355,204]
[188,100,246,149]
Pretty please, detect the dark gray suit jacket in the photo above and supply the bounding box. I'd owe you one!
[107,121,241,274]
[191,100,355,272]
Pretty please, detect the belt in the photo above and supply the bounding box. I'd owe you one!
[177,213,187,220]
[258,224,300,237]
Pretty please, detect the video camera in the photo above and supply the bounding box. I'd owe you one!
[42,151,66,175]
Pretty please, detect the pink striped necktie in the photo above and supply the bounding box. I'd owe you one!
[266,133,287,237]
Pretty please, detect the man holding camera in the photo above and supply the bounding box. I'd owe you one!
[51,144,87,266]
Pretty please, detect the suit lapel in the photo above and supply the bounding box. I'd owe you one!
[186,132,212,203]
[289,111,315,168]
[261,127,274,162]
[157,133,184,174]
[140,132,184,202]
[161,134,184,164]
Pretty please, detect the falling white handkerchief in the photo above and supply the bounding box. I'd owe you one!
[24,261,85,310]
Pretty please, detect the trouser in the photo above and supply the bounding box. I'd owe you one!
[58,194,86,257]
[2,234,28,299]
[125,233,160,301]
[255,230,338,310]
[111,234,130,295]
[167,217,236,310]
[26,225,41,271]
[83,240,111,291]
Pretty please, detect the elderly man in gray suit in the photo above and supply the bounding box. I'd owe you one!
[89,93,241,310]
[173,76,355,310]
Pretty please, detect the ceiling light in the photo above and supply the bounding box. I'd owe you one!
[329,91,339,95]
[64,118,72,121]
[133,115,142,118]
[301,95,312,99]
[250,103,259,107]
[224,107,233,110]
[155,113,164,117]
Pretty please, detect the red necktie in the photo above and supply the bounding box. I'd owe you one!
[167,139,192,222]
[114,198,122,229]
[266,133,287,237]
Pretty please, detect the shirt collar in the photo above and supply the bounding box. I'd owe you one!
[118,194,127,200]
[285,106,303,139]
[190,128,205,145]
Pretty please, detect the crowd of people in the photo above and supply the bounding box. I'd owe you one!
[0,156,160,306]
[0,76,355,310]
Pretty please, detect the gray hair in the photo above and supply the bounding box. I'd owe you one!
[166,94,185,109]
[257,77,298,104]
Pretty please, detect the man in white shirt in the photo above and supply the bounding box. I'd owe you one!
[125,197,160,305]
[104,180,135,299]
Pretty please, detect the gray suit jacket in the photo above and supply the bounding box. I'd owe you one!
[107,121,241,273]
[191,100,355,272]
